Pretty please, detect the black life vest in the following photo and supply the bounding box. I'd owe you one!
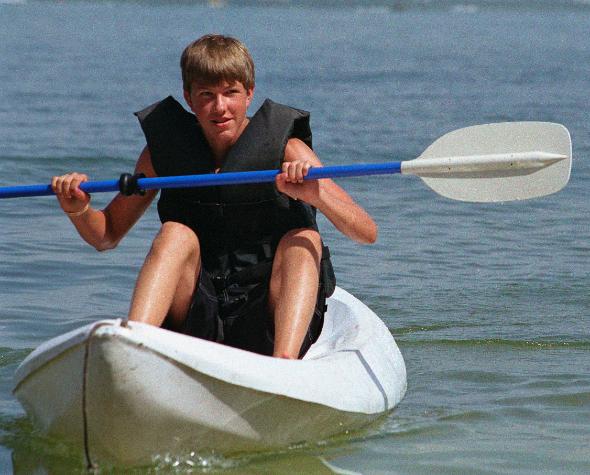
[135,96,335,295]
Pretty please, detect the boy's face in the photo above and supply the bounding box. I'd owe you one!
[184,80,253,151]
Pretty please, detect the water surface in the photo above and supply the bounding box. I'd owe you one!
[1,1,589,473]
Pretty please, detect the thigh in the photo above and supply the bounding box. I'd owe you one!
[132,221,202,328]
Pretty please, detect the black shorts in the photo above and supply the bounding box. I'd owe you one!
[169,268,326,358]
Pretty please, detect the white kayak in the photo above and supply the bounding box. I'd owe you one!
[13,286,406,466]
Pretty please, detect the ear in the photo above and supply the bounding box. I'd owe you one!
[246,87,254,106]
[183,89,193,109]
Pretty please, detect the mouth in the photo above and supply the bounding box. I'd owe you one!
[211,117,232,128]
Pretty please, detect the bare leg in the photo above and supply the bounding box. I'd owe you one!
[269,228,322,359]
[128,221,201,329]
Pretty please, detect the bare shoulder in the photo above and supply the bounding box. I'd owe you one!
[284,138,322,166]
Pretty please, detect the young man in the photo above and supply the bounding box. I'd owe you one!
[52,34,377,359]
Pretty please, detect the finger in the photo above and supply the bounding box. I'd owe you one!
[280,163,289,182]
[297,161,313,182]
[72,181,90,201]
[275,173,294,198]
[61,175,76,199]
[69,176,85,197]
[53,176,67,197]
[275,172,287,193]
[73,188,89,201]
[58,173,87,199]
[287,163,299,182]
[296,162,309,183]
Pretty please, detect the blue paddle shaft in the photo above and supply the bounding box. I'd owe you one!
[0,162,402,199]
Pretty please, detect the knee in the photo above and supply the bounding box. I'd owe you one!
[278,228,321,252]
[275,228,322,267]
[150,221,200,260]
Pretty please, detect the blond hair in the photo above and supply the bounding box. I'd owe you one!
[180,34,255,92]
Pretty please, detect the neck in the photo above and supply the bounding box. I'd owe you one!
[210,143,228,168]
[206,117,250,168]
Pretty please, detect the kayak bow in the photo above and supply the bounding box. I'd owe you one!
[13,287,406,467]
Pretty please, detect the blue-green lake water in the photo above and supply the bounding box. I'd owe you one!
[1,1,589,473]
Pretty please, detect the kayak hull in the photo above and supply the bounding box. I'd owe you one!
[13,287,406,466]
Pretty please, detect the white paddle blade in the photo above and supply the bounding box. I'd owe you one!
[405,122,572,202]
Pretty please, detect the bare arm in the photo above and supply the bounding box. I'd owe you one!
[276,138,378,244]
[51,146,158,251]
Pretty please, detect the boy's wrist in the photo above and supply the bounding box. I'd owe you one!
[65,201,91,217]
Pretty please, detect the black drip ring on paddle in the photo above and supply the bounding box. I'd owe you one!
[118,173,146,196]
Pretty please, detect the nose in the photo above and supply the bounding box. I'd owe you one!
[212,94,226,114]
